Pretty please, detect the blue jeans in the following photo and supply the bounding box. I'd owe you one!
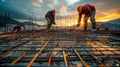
[84,10,96,30]
[45,17,52,30]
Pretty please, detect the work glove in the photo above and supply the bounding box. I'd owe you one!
[52,21,56,25]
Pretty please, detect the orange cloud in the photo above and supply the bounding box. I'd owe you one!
[55,8,120,26]
[59,6,67,14]
[99,13,120,21]
[96,9,120,21]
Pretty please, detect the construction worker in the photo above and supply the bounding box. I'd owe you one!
[45,9,56,30]
[77,4,97,31]
[12,24,21,32]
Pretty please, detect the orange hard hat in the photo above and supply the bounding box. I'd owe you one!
[52,9,56,15]
[77,5,82,13]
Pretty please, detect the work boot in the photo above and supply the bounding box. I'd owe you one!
[91,29,97,32]
[82,30,87,32]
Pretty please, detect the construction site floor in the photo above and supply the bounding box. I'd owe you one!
[0,30,120,67]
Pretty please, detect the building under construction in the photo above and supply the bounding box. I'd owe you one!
[0,0,120,66]
[0,30,120,67]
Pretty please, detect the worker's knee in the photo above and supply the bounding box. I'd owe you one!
[90,18,95,21]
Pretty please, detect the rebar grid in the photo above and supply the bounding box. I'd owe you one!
[0,30,120,67]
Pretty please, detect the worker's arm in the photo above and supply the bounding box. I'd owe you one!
[53,15,55,22]
[52,15,56,24]
[77,14,82,27]
[12,27,16,32]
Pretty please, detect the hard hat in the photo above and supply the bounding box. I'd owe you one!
[52,9,56,15]
[77,5,82,13]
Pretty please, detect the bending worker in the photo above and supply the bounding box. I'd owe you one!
[45,9,56,30]
[77,4,97,31]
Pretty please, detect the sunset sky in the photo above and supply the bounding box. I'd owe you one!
[0,0,120,26]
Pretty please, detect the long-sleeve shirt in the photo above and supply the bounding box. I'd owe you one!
[80,4,95,15]
[45,11,55,22]
[78,4,96,24]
